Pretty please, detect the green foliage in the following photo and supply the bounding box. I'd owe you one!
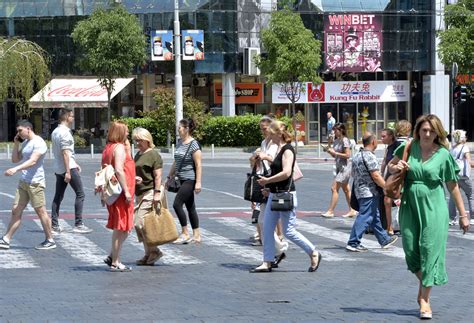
[257,8,322,107]
[438,0,474,73]
[71,5,147,122]
[73,134,87,148]
[144,87,211,143]
[200,115,293,147]
[119,116,168,146]
[0,38,50,117]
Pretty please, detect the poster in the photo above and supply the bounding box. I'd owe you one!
[324,14,382,72]
[182,30,205,61]
[151,30,174,61]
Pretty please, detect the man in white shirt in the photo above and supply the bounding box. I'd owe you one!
[327,111,336,143]
[0,120,56,250]
[51,109,92,234]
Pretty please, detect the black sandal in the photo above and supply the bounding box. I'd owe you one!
[308,252,322,272]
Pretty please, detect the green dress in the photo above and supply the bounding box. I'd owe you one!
[394,140,459,287]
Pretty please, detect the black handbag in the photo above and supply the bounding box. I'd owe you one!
[244,165,265,203]
[271,191,294,211]
[350,184,359,211]
[167,140,194,193]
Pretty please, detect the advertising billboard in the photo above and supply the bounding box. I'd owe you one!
[182,30,205,61]
[151,30,173,61]
[325,14,382,72]
[214,83,263,104]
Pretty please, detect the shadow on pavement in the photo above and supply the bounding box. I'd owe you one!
[341,307,418,318]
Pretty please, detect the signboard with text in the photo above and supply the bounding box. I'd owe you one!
[272,81,409,104]
[214,83,263,104]
[325,14,382,72]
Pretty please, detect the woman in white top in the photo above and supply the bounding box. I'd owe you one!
[449,129,473,224]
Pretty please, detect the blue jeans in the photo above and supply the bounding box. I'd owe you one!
[347,195,391,247]
[263,192,315,262]
[51,168,85,227]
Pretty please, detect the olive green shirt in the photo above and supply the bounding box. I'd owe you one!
[134,149,163,196]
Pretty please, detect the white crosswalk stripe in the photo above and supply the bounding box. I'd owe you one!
[95,219,203,265]
[296,219,406,259]
[0,220,38,269]
[211,217,356,262]
[34,219,107,266]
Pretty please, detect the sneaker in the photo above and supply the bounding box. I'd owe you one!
[448,219,457,226]
[251,239,262,246]
[51,225,62,235]
[109,263,132,272]
[72,224,93,234]
[35,239,57,250]
[381,235,399,249]
[0,237,10,249]
[346,244,368,252]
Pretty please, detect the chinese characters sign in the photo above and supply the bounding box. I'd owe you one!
[325,14,382,72]
[272,81,409,103]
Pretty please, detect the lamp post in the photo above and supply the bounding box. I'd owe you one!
[451,62,458,145]
[174,0,183,143]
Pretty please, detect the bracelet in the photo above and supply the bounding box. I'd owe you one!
[459,215,468,218]
[154,189,161,193]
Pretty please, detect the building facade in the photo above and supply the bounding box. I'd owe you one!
[0,0,471,142]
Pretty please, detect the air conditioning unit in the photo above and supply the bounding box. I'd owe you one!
[243,47,260,76]
[192,77,207,87]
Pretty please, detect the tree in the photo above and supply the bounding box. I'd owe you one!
[71,5,147,125]
[0,37,50,117]
[438,0,474,73]
[256,7,322,143]
[145,87,211,145]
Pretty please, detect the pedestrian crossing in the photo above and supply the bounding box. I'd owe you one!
[0,215,472,269]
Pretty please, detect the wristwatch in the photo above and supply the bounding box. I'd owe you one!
[154,189,161,193]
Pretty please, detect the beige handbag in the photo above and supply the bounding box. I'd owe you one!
[143,190,179,246]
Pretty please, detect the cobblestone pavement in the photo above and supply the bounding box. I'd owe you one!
[0,157,472,322]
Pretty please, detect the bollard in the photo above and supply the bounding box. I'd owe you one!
[171,144,175,157]
[7,144,10,159]
[211,144,215,159]
[318,142,321,159]
[49,143,53,159]
[132,144,135,157]
[91,144,94,158]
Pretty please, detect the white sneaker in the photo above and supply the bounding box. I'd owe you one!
[448,219,457,226]
[51,225,62,235]
[72,224,93,234]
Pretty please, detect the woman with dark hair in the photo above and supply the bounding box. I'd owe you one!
[323,123,357,218]
[251,120,321,273]
[388,114,470,319]
[102,121,136,272]
[166,118,202,244]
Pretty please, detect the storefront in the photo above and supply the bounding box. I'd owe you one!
[29,78,135,142]
[272,79,410,144]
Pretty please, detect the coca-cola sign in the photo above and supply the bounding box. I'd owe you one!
[29,78,134,107]
[47,85,107,98]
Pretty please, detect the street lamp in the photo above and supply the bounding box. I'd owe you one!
[174,0,183,144]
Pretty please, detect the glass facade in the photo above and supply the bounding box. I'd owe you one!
[0,0,435,75]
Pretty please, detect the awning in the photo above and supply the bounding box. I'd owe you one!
[29,78,134,108]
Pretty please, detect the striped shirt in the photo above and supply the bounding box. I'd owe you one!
[174,139,201,180]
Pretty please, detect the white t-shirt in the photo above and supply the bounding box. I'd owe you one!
[20,135,48,184]
[51,124,78,174]
[450,144,471,178]
[257,138,278,175]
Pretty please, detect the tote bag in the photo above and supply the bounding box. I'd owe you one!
[143,192,179,246]
[385,141,412,199]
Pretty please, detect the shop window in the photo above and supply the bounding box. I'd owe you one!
[308,122,320,142]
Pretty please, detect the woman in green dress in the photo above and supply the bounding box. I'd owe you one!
[388,114,470,319]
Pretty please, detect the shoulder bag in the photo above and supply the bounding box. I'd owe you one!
[350,149,383,211]
[95,144,123,205]
[455,145,465,175]
[167,140,194,193]
[244,162,268,203]
[270,146,295,211]
[384,141,412,199]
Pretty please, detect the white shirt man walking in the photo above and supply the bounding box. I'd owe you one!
[0,120,56,250]
[51,108,92,234]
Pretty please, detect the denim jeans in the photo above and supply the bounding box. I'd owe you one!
[263,192,315,262]
[347,195,391,247]
[448,176,473,220]
[51,168,85,226]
